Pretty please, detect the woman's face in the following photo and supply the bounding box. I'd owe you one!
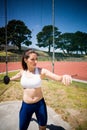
[25,53,38,70]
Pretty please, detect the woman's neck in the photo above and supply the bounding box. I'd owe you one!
[27,67,35,73]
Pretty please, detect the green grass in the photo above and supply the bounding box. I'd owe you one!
[42,80,87,129]
[42,79,87,109]
[0,51,19,56]
[0,71,87,130]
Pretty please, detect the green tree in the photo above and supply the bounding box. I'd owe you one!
[0,19,32,51]
[83,32,87,55]
[0,27,5,49]
[36,25,61,53]
[7,20,32,51]
[72,31,87,54]
[58,31,87,55]
[58,33,74,55]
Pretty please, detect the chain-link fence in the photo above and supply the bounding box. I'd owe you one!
[0,55,52,62]
[0,56,22,62]
[0,55,87,62]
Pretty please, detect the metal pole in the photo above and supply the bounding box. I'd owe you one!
[52,0,55,73]
[5,0,8,75]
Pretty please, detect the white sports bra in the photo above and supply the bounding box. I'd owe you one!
[20,68,42,89]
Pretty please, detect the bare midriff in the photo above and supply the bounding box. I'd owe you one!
[23,87,43,104]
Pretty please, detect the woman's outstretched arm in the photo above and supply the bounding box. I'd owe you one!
[41,68,72,86]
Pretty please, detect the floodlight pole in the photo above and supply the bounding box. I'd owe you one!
[52,0,55,73]
[5,0,8,75]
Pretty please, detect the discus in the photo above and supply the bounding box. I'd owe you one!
[3,75,10,85]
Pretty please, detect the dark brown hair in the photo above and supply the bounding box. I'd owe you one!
[21,49,38,70]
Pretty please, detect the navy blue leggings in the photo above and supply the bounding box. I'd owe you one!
[19,98,47,130]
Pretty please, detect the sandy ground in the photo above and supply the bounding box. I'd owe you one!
[0,101,72,130]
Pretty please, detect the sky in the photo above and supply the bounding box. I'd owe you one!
[0,0,87,50]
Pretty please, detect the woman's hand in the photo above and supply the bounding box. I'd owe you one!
[62,75,72,86]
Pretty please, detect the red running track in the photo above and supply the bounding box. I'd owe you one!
[0,61,87,81]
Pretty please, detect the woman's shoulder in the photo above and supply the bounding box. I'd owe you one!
[38,68,50,77]
[19,69,26,75]
[40,68,49,74]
